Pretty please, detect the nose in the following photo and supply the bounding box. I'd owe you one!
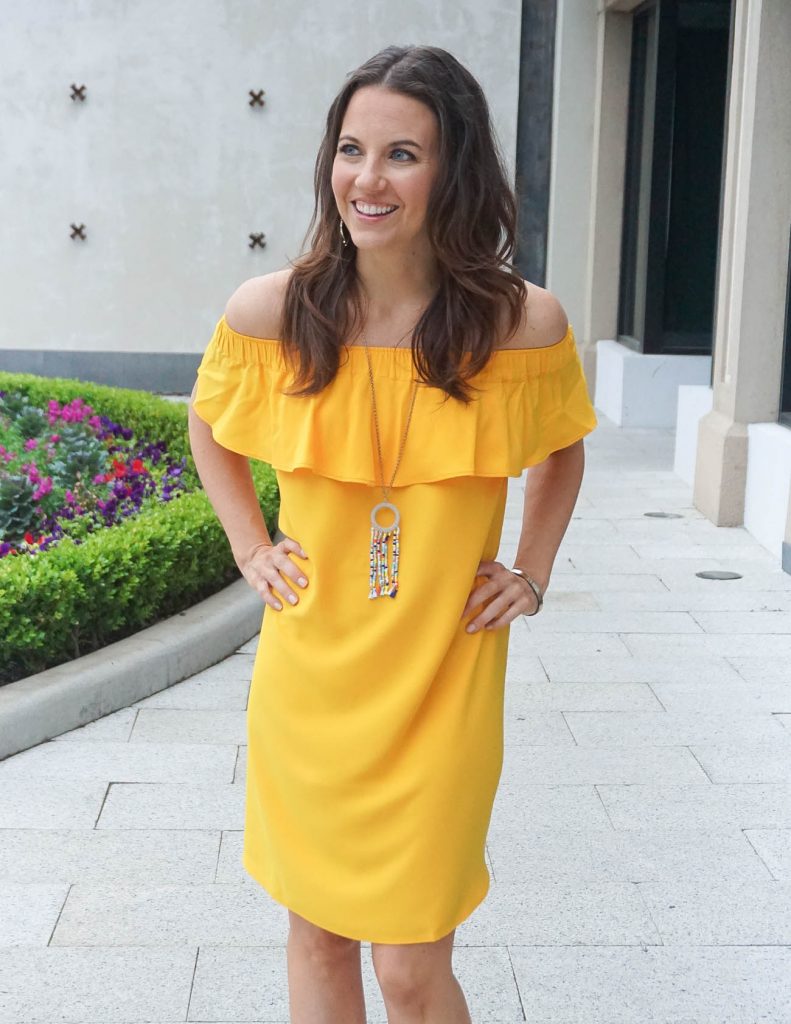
[354,156,386,194]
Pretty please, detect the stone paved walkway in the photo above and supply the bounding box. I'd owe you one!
[1,416,790,1023]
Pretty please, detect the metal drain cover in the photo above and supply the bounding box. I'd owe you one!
[696,570,743,580]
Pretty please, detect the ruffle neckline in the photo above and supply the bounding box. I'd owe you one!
[192,315,598,485]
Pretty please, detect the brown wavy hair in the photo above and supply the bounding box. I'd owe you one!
[280,44,526,404]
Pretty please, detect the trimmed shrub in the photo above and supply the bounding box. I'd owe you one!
[0,372,279,683]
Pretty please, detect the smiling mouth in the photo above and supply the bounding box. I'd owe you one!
[352,200,398,219]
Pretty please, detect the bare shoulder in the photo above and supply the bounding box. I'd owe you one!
[498,281,570,350]
[223,267,294,340]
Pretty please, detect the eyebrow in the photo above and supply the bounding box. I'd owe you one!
[338,134,424,150]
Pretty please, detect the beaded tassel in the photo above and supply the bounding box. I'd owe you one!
[368,522,400,599]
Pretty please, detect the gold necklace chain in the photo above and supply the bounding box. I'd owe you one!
[362,334,419,501]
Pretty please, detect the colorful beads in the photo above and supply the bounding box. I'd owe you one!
[368,523,400,599]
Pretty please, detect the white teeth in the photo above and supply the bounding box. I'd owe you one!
[354,201,397,216]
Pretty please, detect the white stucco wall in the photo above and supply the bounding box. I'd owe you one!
[0,1,521,355]
[545,0,599,332]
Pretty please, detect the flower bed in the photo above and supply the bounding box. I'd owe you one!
[0,371,278,684]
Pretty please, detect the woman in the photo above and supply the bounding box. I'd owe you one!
[189,44,596,1024]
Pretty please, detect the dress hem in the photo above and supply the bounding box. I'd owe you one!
[241,849,491,945]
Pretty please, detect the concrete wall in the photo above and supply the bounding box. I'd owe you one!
[0,1,521,361]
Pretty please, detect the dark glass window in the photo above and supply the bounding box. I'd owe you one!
[780,225,791,426]
[618,0,731,355]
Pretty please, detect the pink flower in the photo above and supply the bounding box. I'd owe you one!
[49,434,60,443]
[32,477,52,501]
[23,438,38,451]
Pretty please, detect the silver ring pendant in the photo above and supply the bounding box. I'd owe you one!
[370,501,400,533]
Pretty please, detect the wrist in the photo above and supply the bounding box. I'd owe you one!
[510,566,544,615]
[234,538,274,567]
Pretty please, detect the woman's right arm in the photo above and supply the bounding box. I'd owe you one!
[187,397,308,611]
[187,271,308,610]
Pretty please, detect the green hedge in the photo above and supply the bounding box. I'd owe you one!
[0,372,279,683]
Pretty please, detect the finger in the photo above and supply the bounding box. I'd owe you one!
[286,536,309,559]
[465,594,513,633]
[460,579,498,618]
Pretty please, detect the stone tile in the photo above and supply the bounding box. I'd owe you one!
[539,654,743,684]
[688,740,791,783]
[456,879,660,946]
[648,680,768,712]
[234,744,247,784]
[505,681,662,713]
[0,883,69,946]
[498,744,707,785]
[53,707,137,743]
[594,589,791,611]
[508,945,791,1023]
[597,783,791,830]
[50,883,288,946]
[691,611,791,634]
[0,828,220,885]
[507,628,632,658]
[487,828,770,883]
[97,781,244,831]
[216,831,253,885]
[524,611,703,634]
[503,712,576,746]
[502,654,548,683]
[546,573,668,593]
[563,710,786,747]
[130,709,247,744]
[638,880,791,944]
[0,947,195,1023]
[659,567,791,591]
[0,740,237,783]
[743,829,791,880]
[188,945,289,1022]
[728,656,791,684]
[133,657,253,709]
[622,633,791,658]
[488,784,613,834]
[0,779,106,829]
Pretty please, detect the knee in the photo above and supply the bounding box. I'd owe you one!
[372,946,449,1008]
[287,910,360,972]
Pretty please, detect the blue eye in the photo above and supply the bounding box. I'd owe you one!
[338,143,359,155]
[391,148,414,161]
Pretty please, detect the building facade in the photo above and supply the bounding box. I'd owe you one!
[543,0,791,571]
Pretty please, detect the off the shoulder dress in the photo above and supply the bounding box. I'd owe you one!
[192,314,597,943]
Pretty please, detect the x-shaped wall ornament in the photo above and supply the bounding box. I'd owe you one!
[248,89,266,107]
[70,223,86,240]
[248,233,266,249]
[70,84,86,102]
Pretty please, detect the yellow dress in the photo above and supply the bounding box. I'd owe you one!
[192,314,597,943]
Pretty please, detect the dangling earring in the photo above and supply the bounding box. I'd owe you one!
[339,216,351,248]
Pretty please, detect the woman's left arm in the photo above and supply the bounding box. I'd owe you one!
[462,438,585,633]
[512,437,585,593]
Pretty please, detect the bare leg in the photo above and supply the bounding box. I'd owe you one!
[286,909,367,1023]
[371,928,473,1023]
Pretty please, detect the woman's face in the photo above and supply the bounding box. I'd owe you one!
[331,85,440,254]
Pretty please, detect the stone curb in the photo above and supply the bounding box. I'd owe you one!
[0,571,268,761]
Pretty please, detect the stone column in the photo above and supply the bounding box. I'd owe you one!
[694,0,791,525]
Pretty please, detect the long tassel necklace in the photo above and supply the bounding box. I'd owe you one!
[362,333,419,600]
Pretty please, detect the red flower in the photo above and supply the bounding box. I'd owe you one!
[24,532,34,544]
[112,459,127,478]
[131,458,145,473]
